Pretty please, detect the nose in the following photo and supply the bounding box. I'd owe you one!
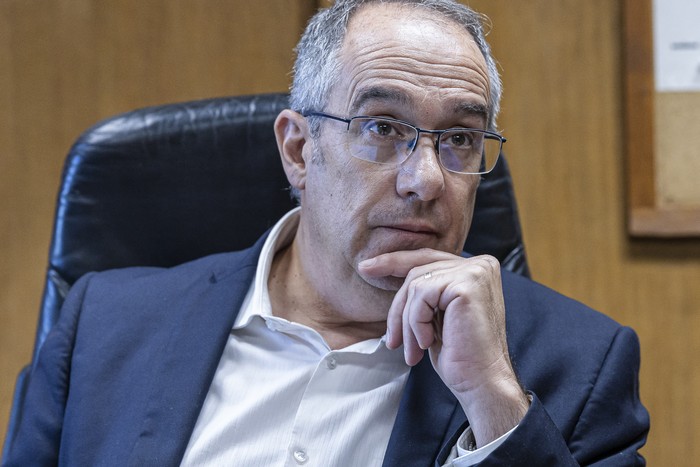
[396,136,445,201]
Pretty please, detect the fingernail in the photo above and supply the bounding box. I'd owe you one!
[359,258,376,268]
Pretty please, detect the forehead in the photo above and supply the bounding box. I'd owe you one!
[329,3,490,122]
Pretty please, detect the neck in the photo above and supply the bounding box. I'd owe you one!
[268,240,388,350]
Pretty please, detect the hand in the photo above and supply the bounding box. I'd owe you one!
[358,248,529,446]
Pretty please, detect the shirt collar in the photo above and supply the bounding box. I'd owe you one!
[235,207,300,329]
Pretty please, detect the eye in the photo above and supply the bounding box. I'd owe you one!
[366,119,400,137]
[376,122,393,136]
[447,131,473,147]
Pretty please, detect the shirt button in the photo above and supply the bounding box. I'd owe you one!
[326,357,337,369]
[293,450,308,464]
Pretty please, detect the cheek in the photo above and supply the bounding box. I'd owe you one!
[446,179,479,250]
[314,148,392,215]
[303,154,370,240]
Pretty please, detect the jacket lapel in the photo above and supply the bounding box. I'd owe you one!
[382,354,467,466]
[126,237,266,466]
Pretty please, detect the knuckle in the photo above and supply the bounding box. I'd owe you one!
[476,254,498,266]
[407,277,421,295]
[450,281,472,298]
[470,255,501,276]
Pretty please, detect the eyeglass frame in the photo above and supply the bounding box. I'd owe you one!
[302,111,506,175]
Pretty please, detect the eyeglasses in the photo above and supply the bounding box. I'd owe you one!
[303,112,506,175]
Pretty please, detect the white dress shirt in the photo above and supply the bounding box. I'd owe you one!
[181,208,512,466]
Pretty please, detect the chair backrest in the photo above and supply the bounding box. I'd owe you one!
[4,93,529,455]
[34,92,529,359]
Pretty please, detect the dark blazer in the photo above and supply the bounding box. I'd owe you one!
[3,234,649,466]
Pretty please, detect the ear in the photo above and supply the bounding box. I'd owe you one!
[274,109,311,192]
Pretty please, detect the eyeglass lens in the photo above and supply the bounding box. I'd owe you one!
[346,117,500,174]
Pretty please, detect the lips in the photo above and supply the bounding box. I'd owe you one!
[384,224,438,235]
[373,223,439,245]
[367,212,444,249]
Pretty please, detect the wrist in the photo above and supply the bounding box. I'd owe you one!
[453,377,529,448]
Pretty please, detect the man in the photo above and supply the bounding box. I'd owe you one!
[4,0,648,465]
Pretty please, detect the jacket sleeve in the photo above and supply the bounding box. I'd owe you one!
[474,326,649,466]
[2,273,94,467]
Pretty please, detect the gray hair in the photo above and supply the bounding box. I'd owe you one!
[290,0,502,132]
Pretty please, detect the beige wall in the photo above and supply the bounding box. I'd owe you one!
[2,0,699,464]
[468,1,700,464]
[0,0,315,447]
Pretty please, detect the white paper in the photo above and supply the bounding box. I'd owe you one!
[653,0,700,92]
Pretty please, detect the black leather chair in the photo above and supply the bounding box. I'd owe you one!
[2,93,529,456]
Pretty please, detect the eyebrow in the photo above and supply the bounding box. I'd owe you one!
[350,85,489,122]
[453,102,488,121]
[349,86,411,114]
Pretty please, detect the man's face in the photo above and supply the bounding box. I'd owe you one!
[298,4,491,294]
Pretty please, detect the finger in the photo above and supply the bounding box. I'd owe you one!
[386,280,408,349]
[387,261,446,350]
[402,306,424,366]
[358,248,456,278]
[405,278,439,350]
[431,255,501,311]
[403,271,447,365]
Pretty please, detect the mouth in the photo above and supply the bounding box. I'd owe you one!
[382,222,439,234]
[374,223,440,244]
[380,221,438,235]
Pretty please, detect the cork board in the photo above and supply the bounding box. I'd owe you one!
[624,0,700,236]
[655,93,700,208]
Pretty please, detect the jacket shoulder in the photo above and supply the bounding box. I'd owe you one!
[500,270,643,443]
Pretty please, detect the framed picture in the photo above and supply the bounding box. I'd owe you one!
[623,0,700,237]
